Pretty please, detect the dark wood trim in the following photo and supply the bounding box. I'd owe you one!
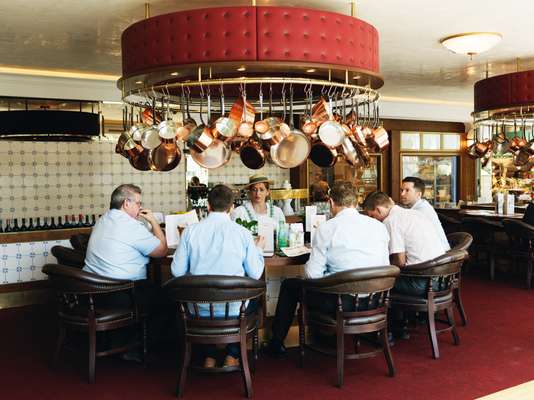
[0,227,91,244]
[0,280,50,293]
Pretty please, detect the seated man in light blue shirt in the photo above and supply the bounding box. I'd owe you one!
[84,184,167,280]
[266,181,390,357]
[171,184,265,368]
[83,184,168,361]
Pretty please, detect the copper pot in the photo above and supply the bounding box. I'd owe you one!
[240,138,266,169]
[116,130,132,158]
[176,93,196,141]
[149,139,182,171]
[341,136,361,167]
[466,142,479,159]
[309,140,338,168]
[124,138,151,171]
[190,138,232,169]
[213,93,238,140]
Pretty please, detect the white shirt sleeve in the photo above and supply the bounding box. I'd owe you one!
[171,226,190,277]
[243,232,265,280]
[385,218,405,255]
[304,222,331,279]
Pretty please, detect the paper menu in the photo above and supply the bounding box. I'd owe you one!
[305,206,317,232]
[165,211,199,248]
[257,215,275,256]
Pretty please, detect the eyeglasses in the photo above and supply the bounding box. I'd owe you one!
[127,198,142,207]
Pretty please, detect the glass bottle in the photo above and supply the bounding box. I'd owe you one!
[28,218,35,231]
[0,219,3,233]
[50,217,57,230]
[35,217,42,231]
[12,218,21,232]
[57,216,64,228]
[4,219,12,233]
[20,218,28,232]
[84,215,91,227]
[91,214,97,226]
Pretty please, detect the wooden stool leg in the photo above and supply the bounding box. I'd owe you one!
[298,308,305,368]
[53,323,65,367]
[176,342,191,398]
[141,319,148,367]
[427,308,440,359]
[381,328,395,377]
[88,326,96,384]
[446,306,460,345]
[454,286,468,326]
[527,255,533,289]
[336,329,344,388]
[489,252,496,281]
[240,336,253,398]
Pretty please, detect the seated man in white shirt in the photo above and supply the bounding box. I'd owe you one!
[266,181,390,356]
[400,177,450,251]
[363,191,446,295]
[171,184,265,368]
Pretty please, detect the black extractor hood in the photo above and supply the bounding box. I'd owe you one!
[0,97,101,141]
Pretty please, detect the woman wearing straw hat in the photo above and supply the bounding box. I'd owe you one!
[231,174,286,232]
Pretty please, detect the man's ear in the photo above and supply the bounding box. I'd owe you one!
[228,204,235,214]
[207,204,213,213]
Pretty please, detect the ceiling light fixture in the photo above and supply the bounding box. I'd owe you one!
[170,72,179,76]
[306,68,316,73]
[440,32,502,58]
[236,66,246,72]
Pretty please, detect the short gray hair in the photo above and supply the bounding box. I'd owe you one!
[110,184,142,210]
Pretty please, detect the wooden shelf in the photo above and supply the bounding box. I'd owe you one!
[0,227,92,244]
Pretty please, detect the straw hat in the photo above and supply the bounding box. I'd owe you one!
[244,174,273,188]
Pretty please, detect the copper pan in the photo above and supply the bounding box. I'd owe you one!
[116,130,132,158]
[228,94,255,138]
[300,89,317,135]
[341,136,361,167]
[186,94,214,153]
[466,142,479,159]
[176,92,196,141]
[311,96,331,126]
[212,91,238,141]
[309,140,338,168]
[240,137,266,169]
[124,138,151,171]
[354,140,371,167]
[149,140,182,171]
[318,95,345,148]
[190,138,232,169]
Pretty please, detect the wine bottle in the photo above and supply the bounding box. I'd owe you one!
[57,216,64,229]
[71,214,77,228]
[42,217,49,230]
[4,219,12,233]
[28,218,35,231]
[78,214,84,227]
[0,219,3,233]
[21,218,28,232]
[91,214,97,226]
[12,218,21,232]
[50,217,57,230]
[84,215,91,227]
[35,217,42,231]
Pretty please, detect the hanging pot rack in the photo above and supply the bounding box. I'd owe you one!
[116,4,387,172]
[470,69,534,168]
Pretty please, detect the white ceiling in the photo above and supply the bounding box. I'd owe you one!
[1,0,534,106]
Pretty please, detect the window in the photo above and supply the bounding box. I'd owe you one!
[401,132,462,151]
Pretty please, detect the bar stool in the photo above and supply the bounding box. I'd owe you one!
[502,219,534,288]
[461,217,504,280]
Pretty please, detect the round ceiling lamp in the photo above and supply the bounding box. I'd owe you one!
[469,70,534,168]
[440,32,502,57]
[116,5,387,172]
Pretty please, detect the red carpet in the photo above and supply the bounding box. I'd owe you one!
[3,274,534,400]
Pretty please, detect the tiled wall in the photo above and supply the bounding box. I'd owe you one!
[1,240,68,284]
[0,138,290,285]
[0,139,289,222]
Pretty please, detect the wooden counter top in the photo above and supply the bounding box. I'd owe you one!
[460,209,524,220]
[0,227,92,244]
[151,253,310,286]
